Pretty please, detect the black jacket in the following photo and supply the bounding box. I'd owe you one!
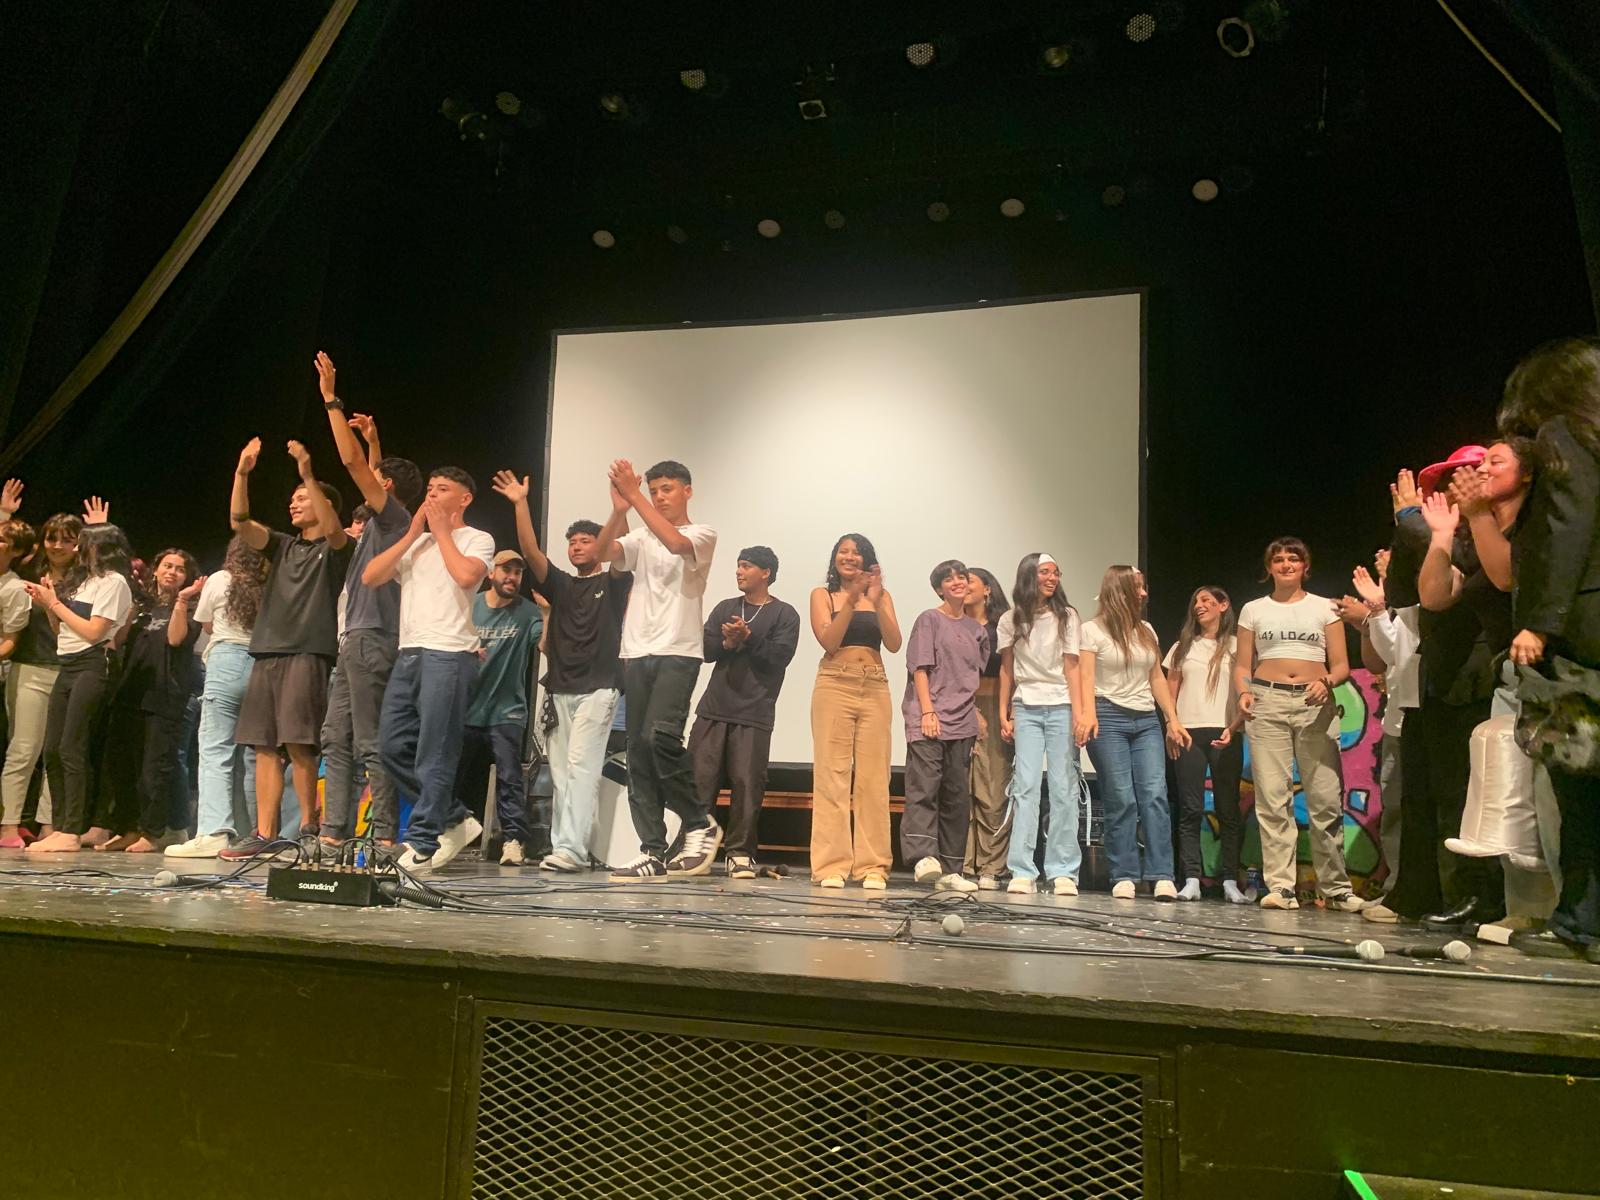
[1513,416,1600,667]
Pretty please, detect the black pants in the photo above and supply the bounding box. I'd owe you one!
[689,716,772,858]
[99,706,185,837]
[1550,767,1600,946]
[900,736,975,874]
[1169,727,1245,884]
[43,650,116,836]
[454,723,531,844]
[622,655,703,856]
[1386,696,1502,920]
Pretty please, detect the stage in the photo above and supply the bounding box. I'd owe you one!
[1,850,1596,1200]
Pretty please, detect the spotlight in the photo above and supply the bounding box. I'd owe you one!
[494,91,522,116]
[798,98,827,120]
[795,64,837,120]
[999,197,1026,218]
[1191,178,1219,202]
[1040,43,1073,70]
[440,97,489,141]
[823,209,846,230]
[757,218,782,238]
[598,92,631,119]
[666,224,689,244]
[592,229,616,249]
[1125,12,1157,42]
[679,69,707,91]
[927,201,951,222]
[1217,16,1255,57]
[1101,184,1127,208]
[905,42,937,68]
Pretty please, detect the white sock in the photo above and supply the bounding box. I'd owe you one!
[1177,878,1201,901]
[1223,880,1249,904]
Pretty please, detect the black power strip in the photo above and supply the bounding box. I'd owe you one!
[266,866,396,907]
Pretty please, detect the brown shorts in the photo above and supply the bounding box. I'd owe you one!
[233,653,332,750]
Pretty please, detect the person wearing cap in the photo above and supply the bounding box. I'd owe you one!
[686,546,800,878]
[1379,438,1530,927]
[455,549,543,865]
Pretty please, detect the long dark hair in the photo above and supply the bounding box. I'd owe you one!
[26,512,82,582]
[1498,335,1600,467]
[220,536,268,632]
[824,532,879,592]
[63,525,134,598]
[141,547,198,613]
[1093,564,1158,662]
[1010,553,1076,648]
[1171,586,1237,694]
[965,566,1008,626]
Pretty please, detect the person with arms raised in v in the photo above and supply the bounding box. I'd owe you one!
[493,470,633,873]
[219,438,351,860]
[364,467,495,872]
[311,351,424,850]
[596,459,718,882]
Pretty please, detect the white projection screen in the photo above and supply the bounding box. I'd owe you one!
[544,290,1145,768]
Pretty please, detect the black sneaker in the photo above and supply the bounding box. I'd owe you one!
[219,833,278,861]
[609,853,669,882]
[666,819,723,877]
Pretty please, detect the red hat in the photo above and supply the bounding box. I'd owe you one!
[1419,445,1487,498]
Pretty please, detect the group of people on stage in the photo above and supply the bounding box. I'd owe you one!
[0,336,1594,956]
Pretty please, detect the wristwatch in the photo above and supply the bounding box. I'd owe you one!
[323,395,344,412]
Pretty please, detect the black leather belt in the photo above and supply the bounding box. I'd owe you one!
[1252,677,1310,692]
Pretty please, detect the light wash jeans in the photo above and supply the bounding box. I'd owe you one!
[196,642,255,837]
[548,688,620,863]
[1086,698,1174,884]
[1005,702,1082,883]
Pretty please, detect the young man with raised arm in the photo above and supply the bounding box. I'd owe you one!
[596,459,718,882]
[363,467,495,872]
[220,438,352,860]
[492,470,632,872]
[311,351,424,848]
[688,547,800,878]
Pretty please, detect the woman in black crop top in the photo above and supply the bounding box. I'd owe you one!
[962,567,1012,888]
[808,533,903,889]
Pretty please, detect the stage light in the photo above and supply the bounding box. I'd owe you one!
[795,64,836,121]
[927,201,950,222]
[1191,178,1219,202]
[666,224,689,244]
[592,229,616,249]
[494,91,521,116]
[1125,12,1157,42]
[905,42,937,68]
[440,97,489,141]
[798,98,827,120]
[1000,197,1026,218]
[1101,184,1127,208]
[679,69,707,91]
[1040,43,1073,70]
[598,92,631,120]
[1217,16,1255,57]
[823,209,846,230]
[757,218,782,238]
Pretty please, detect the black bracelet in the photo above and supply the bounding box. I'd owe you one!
[323,396,344,411]
[231,511,250,523]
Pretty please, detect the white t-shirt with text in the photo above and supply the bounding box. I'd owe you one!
[1079,618,1160,712]
[396,526,496,652]
[1237,593,1336,665]
[615,523,717,659]
[997,606,1080,707]
[57,571,133,657]
[1163,636,1235,728]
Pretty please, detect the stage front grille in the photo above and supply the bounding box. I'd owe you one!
[465,1005,1162,1199]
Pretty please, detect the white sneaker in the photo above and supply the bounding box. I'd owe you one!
[1007,876,1037,895]
[1052,876,1079,897]
[431,816,482,871]
[397,845,434,873]
[936,872,978,893]
[164,832,230,859]
[499,839,526,866]
[667,819,723,876]
[1111,880,1137,900]
[977,874,1000,892]
[1360,902,1399,924]
[818,875,845,889]
[1322,891,1367,913]
[913,856,943,885]
[1153,880,1178,902]
[861,874,887,891]
[540,849,585,873]
[1260,887,1300,910]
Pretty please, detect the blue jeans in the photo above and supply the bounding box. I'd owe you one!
[380,648,476,856]
[196,642,255,837]
[1005,702,1082,882]
[1086,698,1173,884]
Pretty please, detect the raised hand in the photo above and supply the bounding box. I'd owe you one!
[608,458,641,498]
[421,497,448,535]
[23,577,57,608]
[724,617,751,648]
[492,470,530,505]
[1333,595,1369,625]
[179,574,208,603]
[237,437,262,475]
[1352,565,1385,608]
[314,350,337,401]
[864,565,885,605]
[1374,548,1391,582]
[1,478,23,517]
[609,479,630,513]
[347,413,377,442]
[1447,468,1492,519]
[82,496,110,525]
[286,440,313,476]
[841,568,872,601]
[1391,468,1420,514]
[1420,491,1459,538]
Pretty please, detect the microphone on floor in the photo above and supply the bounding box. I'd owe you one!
[152,869,180,888]
[1274,940,1385,962]
[1392,940,1473,962]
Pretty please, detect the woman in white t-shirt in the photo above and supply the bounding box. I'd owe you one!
[1163,586,1249,904]
[23,525,135,853]
[1076,565,1189,900]
[167,536,270,859]
[997,553,1084,896]
[1233,536,1361,912]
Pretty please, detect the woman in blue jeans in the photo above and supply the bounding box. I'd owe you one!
[1075,565,1190,900]
[998,553,1085,896]
[165,537,267,858]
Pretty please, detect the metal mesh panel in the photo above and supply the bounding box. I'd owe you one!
[472,1015,1150,1200]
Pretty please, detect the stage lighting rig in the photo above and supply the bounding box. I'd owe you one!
[926,201,951,222]
[823,208,846,230]
[794,64,837,121]
[757,218,782,239]
[1191,178,1219,202]
[905,42,936,69]
[1124,12,1156,43]
[1000,197,1026,218]
[592,229,616,249]
[1217,16,1255,57]
[440,96,490,142]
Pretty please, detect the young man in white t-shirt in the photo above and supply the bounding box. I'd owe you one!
[363,467,495,872]
[596,459,718,881]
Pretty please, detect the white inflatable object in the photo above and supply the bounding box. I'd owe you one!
[1445,713,1545,869]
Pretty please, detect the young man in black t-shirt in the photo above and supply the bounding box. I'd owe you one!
[493,471,631,872]
[221,437,352,860]
[687,547,800,877]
